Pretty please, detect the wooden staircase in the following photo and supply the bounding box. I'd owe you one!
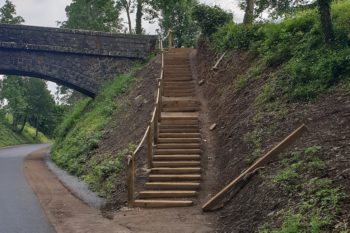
[134,48,202,208]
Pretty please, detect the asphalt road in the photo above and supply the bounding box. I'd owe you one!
[0,144,55,233]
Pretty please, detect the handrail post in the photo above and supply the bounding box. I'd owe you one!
[154,108,159,144]
[147,126,153,169]
[127,154,135,208]
[168,29,173,49]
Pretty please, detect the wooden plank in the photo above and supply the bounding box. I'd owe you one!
[202,124,307,211]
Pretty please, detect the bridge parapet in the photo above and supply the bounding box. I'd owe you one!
[0,24,157,59]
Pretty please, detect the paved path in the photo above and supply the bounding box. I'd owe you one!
[0,144,55,233]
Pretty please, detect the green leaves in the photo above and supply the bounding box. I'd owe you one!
[192,4,233,37]
[61,0,122,32]
[0,0,24,24]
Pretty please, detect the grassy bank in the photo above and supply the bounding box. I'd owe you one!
[196,1,349,232]
[0,116,49,148]
[51,73,134,197]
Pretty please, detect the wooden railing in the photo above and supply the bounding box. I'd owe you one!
[126,30,173,207]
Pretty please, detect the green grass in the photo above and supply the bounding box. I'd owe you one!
[0,114,49,148]
[210,0,350,102]
[51,71,137,198]
[0,120,26,147]
[259,146,347,232]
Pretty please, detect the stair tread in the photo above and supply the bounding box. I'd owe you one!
[153,155,201,160]
[133,199,193,208]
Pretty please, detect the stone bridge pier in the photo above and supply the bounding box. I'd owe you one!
[0,24,157,97]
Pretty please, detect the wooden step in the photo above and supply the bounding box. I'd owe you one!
[160,124,199,129]
[152,161,201,167]
[161,112,199,121]
[163,107,200,112]
[133,200,193,208]
[157,144,200,149]
[149,174,201,181]
[155,148,201,155]
[145,182,200,190]
[159,133,201,138]
[151,167,201,174]
[159,129,200,134]
[138,190,197,199]
[158,138,201,143]
[164,81,195,86]
[163,88,195,92]
[153,154,201,161]
[164,93,195,97]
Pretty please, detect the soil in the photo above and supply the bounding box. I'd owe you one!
[90,56,161,210]
[195,39,350,232]
[23,51,216,233]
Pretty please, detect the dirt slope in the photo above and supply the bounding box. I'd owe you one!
[196,40,350,232]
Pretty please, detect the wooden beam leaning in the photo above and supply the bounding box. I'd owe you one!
[202,124,307,212]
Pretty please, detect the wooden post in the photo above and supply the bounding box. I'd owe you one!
[154,108,159,144]
[202,124,307,211]
[147,126,153,169]
[168,29,173,49]
[127,154,135,208]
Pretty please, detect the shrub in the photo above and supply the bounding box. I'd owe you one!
[192,4,233,37]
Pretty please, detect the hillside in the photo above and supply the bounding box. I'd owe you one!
[196,1,350,232]
[0,118,49,148]
[51,57,160,207]
[0,121,26,147]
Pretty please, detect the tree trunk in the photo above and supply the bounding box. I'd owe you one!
[317,0,334,44]
[126,4,132,34]
[12,114,17,131]
[243,0,255,25]
[135,0,143,34]
[19,116,26,133]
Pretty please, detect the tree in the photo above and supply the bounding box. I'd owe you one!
[116,0,133,34]
[151,0,199,47]
[60,0,121,32]
[243,0,255,25]
[135,0,143,34]
[0,0,24,24]
[193,4,233,37]
[317,0,334,44]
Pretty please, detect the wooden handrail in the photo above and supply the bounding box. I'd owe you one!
[126,30,172,207]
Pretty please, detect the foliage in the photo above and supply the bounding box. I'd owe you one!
[0,0,24,24]
[211,0,350,102]
[262,146,345,232]
[0,77,63,137]
[82,144,135,197]
[192,4,232,37]
[151,0,199,47]
[60,0,122,32]
[0,114,48,148]
[51,72,134,197]
[0,118,25,147]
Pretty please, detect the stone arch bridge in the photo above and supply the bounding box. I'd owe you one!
[0,24,157,97]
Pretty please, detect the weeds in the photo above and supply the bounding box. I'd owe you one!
[262,146,345,232]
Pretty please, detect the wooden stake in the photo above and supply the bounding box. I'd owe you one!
[127,154,135,208]
[202,124,307,212]
[147,126,153,169]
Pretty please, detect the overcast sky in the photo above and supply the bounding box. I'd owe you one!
[0,0,244,94]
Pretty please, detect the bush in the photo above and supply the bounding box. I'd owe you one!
[192,4,233,37]
[210,0,350,102]
[212,22,261,51]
